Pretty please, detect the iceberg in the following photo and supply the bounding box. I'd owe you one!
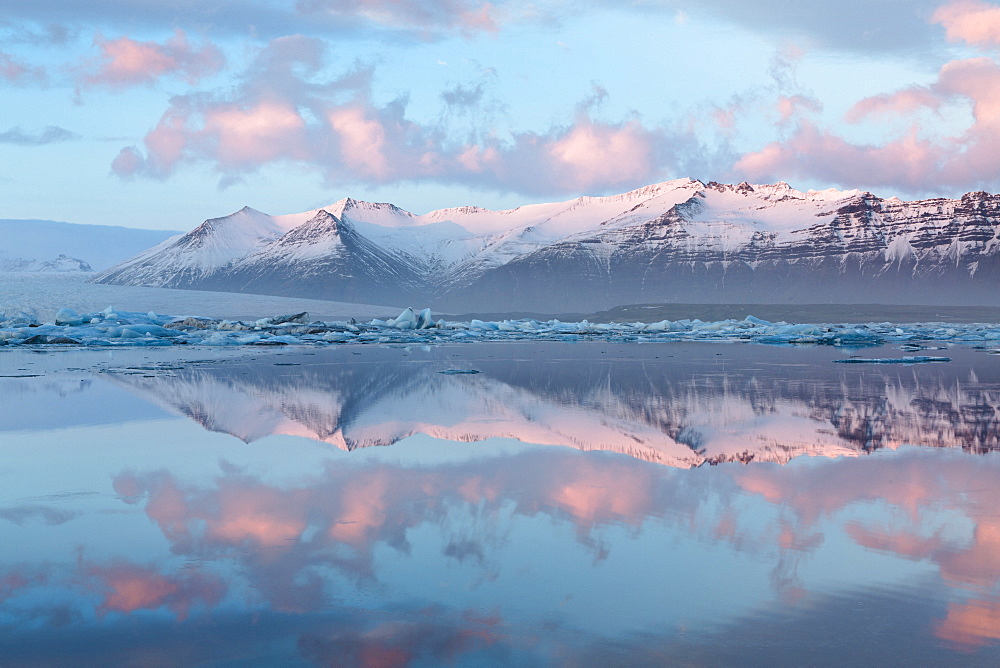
[2,305,1000,349]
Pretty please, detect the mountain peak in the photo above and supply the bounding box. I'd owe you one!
[93,178,1000,311]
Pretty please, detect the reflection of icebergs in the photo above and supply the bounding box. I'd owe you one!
[6,306,1000,347]
[102,343,1000,467]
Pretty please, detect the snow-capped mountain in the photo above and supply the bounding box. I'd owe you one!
[92,179,1000,311]
[1,219,181,272]
[0,254,93,272]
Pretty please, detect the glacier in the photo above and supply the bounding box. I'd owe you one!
[2,305,1000,349]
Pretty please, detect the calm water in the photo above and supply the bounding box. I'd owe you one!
[2,341,1000,665]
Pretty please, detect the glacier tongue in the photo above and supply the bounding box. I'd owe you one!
[3,306,1000,349]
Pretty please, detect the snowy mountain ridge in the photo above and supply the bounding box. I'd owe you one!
[0,219,181,272]
[92,179,1000,311]
[0,254,93,272]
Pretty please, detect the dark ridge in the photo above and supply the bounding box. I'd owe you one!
[441,303,1000,324]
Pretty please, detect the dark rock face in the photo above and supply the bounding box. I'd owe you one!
[436,191,1000,311]
[92,182,1000,312]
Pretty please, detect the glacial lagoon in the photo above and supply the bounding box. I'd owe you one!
[3,340,1000,665]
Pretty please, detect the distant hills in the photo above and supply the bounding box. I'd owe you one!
[92,179,1000,311]
[0,219,180,272]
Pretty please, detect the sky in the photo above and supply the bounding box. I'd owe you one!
[2,0,1000,230]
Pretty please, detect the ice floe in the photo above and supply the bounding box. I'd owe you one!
[833,356,952,364]
[2,306,1000,348]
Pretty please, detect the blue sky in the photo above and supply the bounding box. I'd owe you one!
[1,0,999,229]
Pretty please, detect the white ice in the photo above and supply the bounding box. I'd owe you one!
[3,305,1000,349]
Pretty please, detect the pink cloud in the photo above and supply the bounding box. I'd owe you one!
[776,94,822,124]
[0,50,45,84]
[112,37,684,195]
[736,120,939,189]
[118,94,678,193]
[735,53,1000,192]
[932,0,1000,47]
[205,101,309,166]
[712,106,738,131]
[82,30,224,89]
[845,87,943,122]
[539,117,661,191]
[327,105,394,181]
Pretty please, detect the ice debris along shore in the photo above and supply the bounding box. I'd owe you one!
[2,306,1000,348]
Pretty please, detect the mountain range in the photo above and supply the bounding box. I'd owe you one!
[0,219,181,272]
[0,254,92,272]
[91,179,1000,312]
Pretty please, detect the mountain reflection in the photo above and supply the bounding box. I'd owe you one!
[104,343,1000,467]
[6,343,1000,663]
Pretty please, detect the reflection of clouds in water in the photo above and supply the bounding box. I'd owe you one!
[113,449,680,615]
[298,609,512,667]
[8,340,1000,662]
[83,559,225,620]
[936,598,1000,650]
[737,450,1000,650]
[0,565,49,603]
[113,444,1000,651]
[5,445,1000,659]
[0,504,79,526]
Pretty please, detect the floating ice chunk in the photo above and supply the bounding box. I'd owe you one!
[834,356,951,364]
[0,312,40,327]
[389,307,418,330]
[5,306,1000,349]
[21,334,81,345]
[166,316,220,330]
[255,312,309,326]
[438,369,482,374]
[54,308,84,326]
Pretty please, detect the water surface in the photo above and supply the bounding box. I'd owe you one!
[2,341,1000,665]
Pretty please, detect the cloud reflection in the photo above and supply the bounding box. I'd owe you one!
[737,450,1000,650]
[8,345,1000,661]
[115,449,676,610]
[83,559,226,620]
